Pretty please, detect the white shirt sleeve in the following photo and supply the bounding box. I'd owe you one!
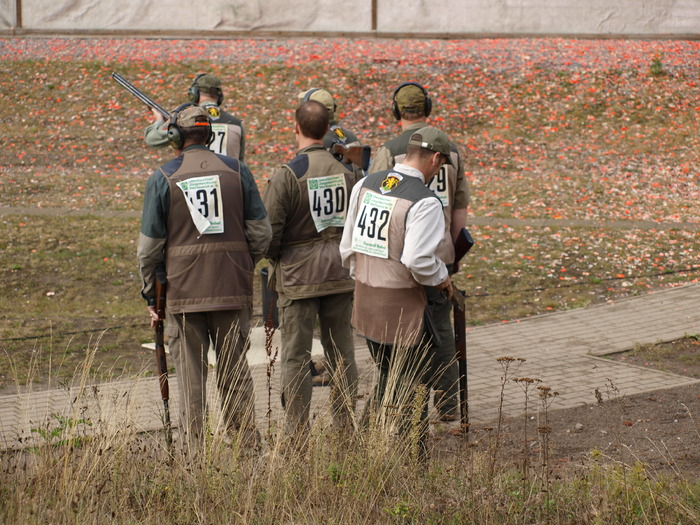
[339,178,364,278]
[401,196,448,286]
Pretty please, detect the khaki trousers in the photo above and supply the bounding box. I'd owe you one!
[168,308,256,449]
[277,292,358,435]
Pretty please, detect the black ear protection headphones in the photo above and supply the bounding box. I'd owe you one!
[167,103,212,150]
[303,88,337,114]
[187,73,224,106]
[391,82,432,121]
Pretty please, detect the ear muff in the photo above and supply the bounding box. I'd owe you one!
[167,103,194,150]
[303,88,337,114]
[187,73,206,104]
[391,82,432,120]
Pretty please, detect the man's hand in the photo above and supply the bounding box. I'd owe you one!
[437,275,453,301]
[147,305,159,328]
[151,107,167,126]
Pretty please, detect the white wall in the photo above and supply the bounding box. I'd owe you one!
[2,0,699,36]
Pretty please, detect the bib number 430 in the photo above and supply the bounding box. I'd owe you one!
[307,174,348,232]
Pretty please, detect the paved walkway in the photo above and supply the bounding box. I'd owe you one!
[1,285,699,449]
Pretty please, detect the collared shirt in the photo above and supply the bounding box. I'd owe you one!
[340,162,447,287]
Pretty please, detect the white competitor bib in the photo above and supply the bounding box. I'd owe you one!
[351,191,396,259]
[207,124,228,155]
[176,175,224,236]
[427,165,450,207]
[308,173,348,232]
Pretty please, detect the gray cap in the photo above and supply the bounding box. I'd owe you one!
[408,126,454,166]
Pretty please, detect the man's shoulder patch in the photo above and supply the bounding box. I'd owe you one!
[205,106,221,119]
[380,172,403,194]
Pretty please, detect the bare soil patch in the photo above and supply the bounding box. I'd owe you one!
[434,338,700,479]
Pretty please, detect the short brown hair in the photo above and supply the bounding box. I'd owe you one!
[296,100,329,140]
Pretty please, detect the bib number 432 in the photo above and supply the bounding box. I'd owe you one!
[351,191,397,259]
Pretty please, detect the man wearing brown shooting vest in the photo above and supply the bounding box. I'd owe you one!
[137,104,271,451]
[263,100,361,440]
[341,126,454,456]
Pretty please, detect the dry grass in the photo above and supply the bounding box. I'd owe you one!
[1,343,699,524]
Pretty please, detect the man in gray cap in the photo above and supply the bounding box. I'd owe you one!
[340,126,453,457]
[370,82,469,422]
[298,88,362,167]
[137,103,270,452]
[145,73,246,161]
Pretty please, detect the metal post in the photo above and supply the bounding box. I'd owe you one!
[371,0,377,31]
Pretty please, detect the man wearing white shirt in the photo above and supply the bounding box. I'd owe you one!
[340,126,453,455]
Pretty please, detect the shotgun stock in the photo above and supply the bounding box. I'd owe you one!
[330,143,372,171]
[453,290,469,433]
[452,227,475,274]
[154,275,173,449]
[452,227,474,433]
[112,72,171,121]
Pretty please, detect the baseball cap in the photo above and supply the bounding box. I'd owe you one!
[298,88,336,118]
[394,84,426,112]
[175,105,211,128]
[195,74,222,90]
[408,127,454,166]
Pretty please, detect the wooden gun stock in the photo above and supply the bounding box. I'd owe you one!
[154,276,173,449]
[330,143,372,171]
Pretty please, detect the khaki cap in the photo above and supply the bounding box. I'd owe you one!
[298,88,336,118]
[395,84,426,112]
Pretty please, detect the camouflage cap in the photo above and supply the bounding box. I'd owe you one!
[394,84,426,112]
[408,126,454,166]
[175,105,211,128]
[298,88,336,119]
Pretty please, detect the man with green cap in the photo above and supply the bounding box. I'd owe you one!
[340,126,454,456]
[145,73,246,161]
[369,82,469,423]
[298,88,362,168]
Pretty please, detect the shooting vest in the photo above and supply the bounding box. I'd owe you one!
[380,125,461,265]
[270,144,357,300]
[200,101,245,161]
[351,170,439,346]
[164,146,253,313]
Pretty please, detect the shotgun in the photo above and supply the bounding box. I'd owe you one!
[112,72,171,121]
[452,227,474,433]
[330,143,372,171]
[154,273,173,449]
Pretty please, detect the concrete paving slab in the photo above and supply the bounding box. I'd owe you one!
[1,285,699,450]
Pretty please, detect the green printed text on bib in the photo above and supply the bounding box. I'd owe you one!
[207,124,229,155]
[308,173,348,232]
[176,175,224,236]
[351,191,396,258]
